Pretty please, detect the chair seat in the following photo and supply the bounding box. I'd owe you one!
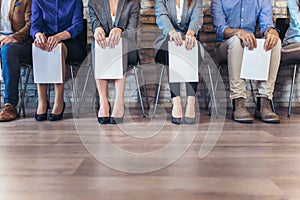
[281,43,300,65]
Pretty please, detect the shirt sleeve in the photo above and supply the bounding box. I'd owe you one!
[259,0,275,35]
[30,0,44,39]
[211,0,230,40]
[188,0,203,35]
[65,0,83,38]
[155,0,175,36]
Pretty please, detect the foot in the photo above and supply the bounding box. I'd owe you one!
[255,97,280,123]
[171,96,183,118]
[0,104,17,122]
[185,96,196,118]
[98,101,110,118]
[36,101,48,115]
[111,102,124,118]
[51,101,65,115]
[232,98,254,123]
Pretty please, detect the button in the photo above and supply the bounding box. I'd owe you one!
[242,8,244,11]
[241,19,244,22]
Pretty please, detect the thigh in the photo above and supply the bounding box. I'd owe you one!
[1,43,31,64]
[63,39,85,63]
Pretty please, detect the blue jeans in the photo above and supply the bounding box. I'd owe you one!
[1,43,31,106]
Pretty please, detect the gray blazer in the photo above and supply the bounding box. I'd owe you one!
[154,0,203,56]
[88,0,140,38]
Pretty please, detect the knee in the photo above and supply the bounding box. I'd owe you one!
[227,35,243,50]
[1,44,17,58]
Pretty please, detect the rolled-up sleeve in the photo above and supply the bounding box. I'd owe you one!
[30,0,44,39]
[211,0,230,40]
[259,0,275,34]
[65,0,83,38]
[188,0,203,35]
[155,0,175,36]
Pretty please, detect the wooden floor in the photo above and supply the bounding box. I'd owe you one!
[0,107,300,200]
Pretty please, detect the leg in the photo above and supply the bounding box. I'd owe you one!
[1,44,31,107]
[96,79,110,117]
[51,43,67,115]
[216,36,253,123]
[111,76,126,118]
[255,41,281,123]
[36,84,48,114]
[185,82,198,118]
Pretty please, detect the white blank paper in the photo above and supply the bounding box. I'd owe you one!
[33,43,63,83]
[94,38,123,79]
[168,41,199,83]
[240,39,271,81]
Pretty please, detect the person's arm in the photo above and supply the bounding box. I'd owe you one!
[88,0,106,48]
[259,0,279,51]
[11,0,32,43]
[155,0,176,36]
[212,0,256,50]
[155,0,182,46]
[185,0,203,50]
[64,0,83,39]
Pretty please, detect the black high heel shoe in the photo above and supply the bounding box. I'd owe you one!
[110,105,125,124]
[48,102,65,121]
[35,101,50,121]
[98,103,111,124]
[171,106,182,125]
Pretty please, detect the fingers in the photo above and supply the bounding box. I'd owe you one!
[47,36,60,51]
[34,33,47,50]
[107,28,121,48]
[185,34,196,50]
[170,32,183,46]
[264,33,278,51]
[94,27,106,48]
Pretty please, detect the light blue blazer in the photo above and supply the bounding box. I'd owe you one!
[154,0,203,56]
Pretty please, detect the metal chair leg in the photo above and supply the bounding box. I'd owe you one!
[133,65,146,118]
[207,64,219,118]
[153,65,165,118]
[70,64,79,117]
[249,80,256,105]
[139,66,150,110]
[288,64,297,117]
[77,65,93,117]
[18,65,32,117]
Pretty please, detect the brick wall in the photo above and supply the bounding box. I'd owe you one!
[1,0,298,111]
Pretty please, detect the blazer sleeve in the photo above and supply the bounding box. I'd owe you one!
[188,0,203,35]
[124,0,140,30]
[88,0,103,33]
[64,0,83,38]
[30,0,44,39]
[11,0,32,43]
[155,0,175,36]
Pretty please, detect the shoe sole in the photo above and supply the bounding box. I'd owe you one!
[254,114,280,124]
[232,114,254,123]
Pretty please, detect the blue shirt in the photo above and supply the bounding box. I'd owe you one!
[30,0,83,39]
[211,0,275,41]
[283,0,300,45]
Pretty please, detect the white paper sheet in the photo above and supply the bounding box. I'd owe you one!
[240,39,271,81]
[33,43,63,83]
[168,41,199,83]
[94,38,123,79]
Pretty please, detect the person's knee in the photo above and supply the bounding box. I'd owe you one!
[227,35,243,49]
[1,44,17,58]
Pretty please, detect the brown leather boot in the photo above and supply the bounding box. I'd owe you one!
[232,98,254,123]
[0,104,17,122]
[255,97,280,123]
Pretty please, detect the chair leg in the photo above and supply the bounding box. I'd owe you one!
[21,65,32,117]
[207,64,219,118]
[139,66,150,110]
[153,65,165,118]
[288,64,297,117]
[78,65,93,117]
[18,77,23,117]
[70,64,79,117]
[133,65,146,118]
[249,80,256,105]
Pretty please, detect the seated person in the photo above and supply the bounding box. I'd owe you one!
[212,0,281,123]
[88,0,140,124]
[0,0,32,122]
[30,0,85,121]
[154,0,203,125]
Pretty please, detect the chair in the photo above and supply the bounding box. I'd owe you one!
[276,18,300,117]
